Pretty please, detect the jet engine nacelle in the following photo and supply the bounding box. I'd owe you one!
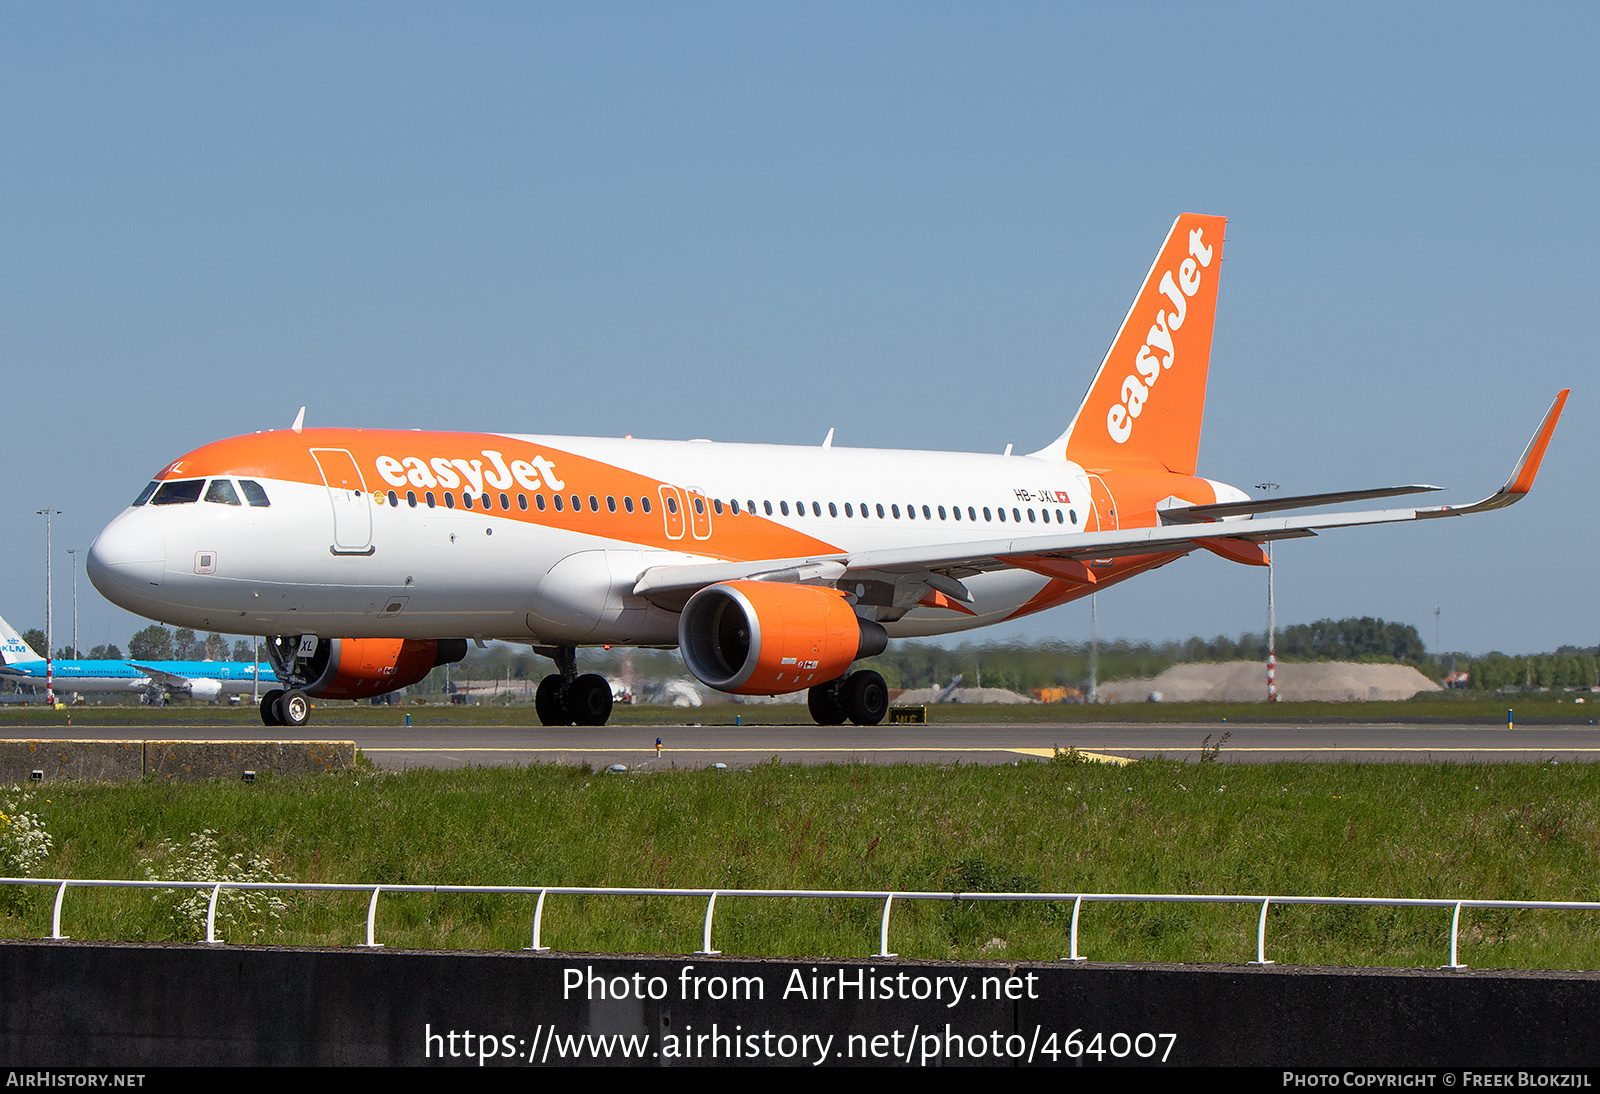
[186,677,223,703]
[266,636,469,700]
[678,581,888,696]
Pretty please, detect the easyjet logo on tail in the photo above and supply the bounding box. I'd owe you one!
[1106,227,1214,445]
[373,450,567,494]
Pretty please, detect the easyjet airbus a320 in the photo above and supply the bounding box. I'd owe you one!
[86,215,1567,729]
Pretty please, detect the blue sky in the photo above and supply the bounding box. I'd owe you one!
[2,3,1593,657]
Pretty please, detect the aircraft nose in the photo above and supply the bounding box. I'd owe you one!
[87,516,166,608]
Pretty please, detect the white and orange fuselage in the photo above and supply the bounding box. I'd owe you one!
[88,428,1244,646]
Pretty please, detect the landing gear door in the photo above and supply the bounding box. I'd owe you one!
[310,448,374,554]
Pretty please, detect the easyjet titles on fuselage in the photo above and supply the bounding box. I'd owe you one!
[371,450,566,495]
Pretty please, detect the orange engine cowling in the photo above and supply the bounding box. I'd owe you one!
[274,637,469,700]
[678,581,888,696]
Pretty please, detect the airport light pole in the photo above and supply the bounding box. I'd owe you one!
[37,509,60,705]
[66,549,79,659]
[1255,483,1279,702]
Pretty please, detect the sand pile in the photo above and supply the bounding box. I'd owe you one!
[891,687,1036,705]
[1096,661,1441,703]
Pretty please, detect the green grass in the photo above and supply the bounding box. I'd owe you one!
[5,757,1600,970]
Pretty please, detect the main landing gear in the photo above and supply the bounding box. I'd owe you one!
[535,673,614,726]
[259,688,311,729]
[807,669,889,727]
[534,645,613,727]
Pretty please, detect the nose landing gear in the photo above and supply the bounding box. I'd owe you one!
[258,688,311,728]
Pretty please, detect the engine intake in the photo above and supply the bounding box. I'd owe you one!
[679,581,887,695]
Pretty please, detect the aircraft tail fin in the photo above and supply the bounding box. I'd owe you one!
[0,615,43,664]
[1031,213,1227,475]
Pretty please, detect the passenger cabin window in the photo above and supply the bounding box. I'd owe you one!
[239,480,271,507]
[151,479,205,506]
[132,482,159,507]
[204,479,242,506]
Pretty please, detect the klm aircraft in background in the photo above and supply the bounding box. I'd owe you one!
[0,615,278,703]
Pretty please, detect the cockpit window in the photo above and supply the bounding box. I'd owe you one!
[131,482,160,507]
[238,480,271,507]
[204,479,242,506]
[150,479,205,506]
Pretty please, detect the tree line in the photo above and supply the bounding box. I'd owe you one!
[21,625,261,663]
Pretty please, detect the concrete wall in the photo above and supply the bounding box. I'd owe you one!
[0,740,354,783]
[0,941,1595,1066]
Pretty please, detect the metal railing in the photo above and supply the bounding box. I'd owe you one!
[4,876,1598,969]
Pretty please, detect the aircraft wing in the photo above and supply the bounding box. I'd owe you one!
[128,664,196,692]
[632,390,1568,609]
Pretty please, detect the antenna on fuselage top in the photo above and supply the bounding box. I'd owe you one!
[822,428,834,449]
[291,406,305,434]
